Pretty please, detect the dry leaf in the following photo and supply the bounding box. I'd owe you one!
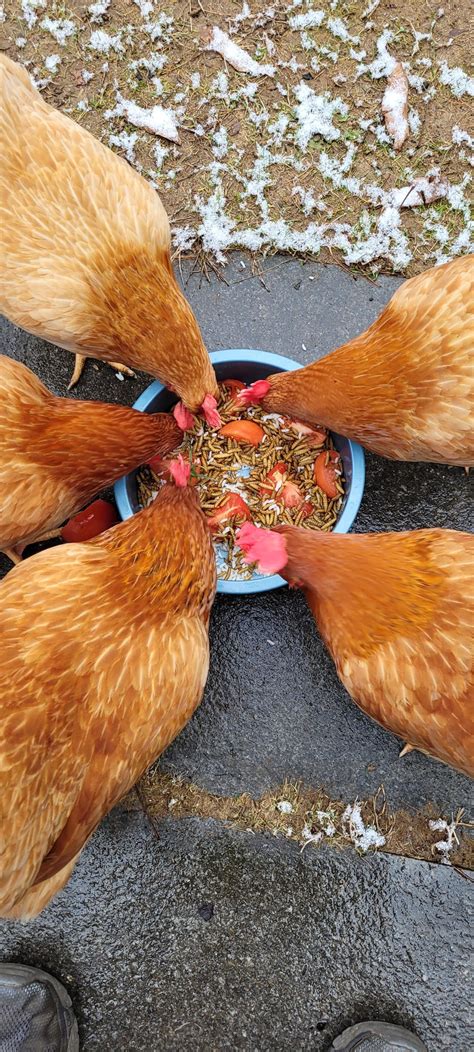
[390,169,448,208]
[382,61,409,150]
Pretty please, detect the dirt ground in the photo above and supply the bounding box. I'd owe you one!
[1,0,472,275]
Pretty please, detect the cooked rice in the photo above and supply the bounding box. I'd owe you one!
[136,383,345,581]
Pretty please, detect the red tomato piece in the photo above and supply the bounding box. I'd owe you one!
[223,378,246,398]
[259,461,288,495]
[207,493,252,532]
[219,420,264,446]
[61,499,119,543]
[314,449,342,498]
[285,418,328,446]
[280,480,304,508]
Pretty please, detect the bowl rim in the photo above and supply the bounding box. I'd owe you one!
[114,348,365,595]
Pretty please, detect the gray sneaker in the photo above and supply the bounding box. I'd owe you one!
[0,964,79,1052]
[331,1021,428,1051]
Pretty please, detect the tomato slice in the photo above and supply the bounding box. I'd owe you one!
[280,480,304,508]
[223,378,246,398]
[61,499,119,542]
[219,420,264,446]
[314,449,342,498]
[207,493,252,532]
[285,418,328,445]
[260,461,288,495]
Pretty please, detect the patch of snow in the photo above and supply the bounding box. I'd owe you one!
[429,817,458,864]
[133,0,154,16]
[41,17,75,46]
[277,800,293,814]
[342,802,386,852]
[144,12,173,44]
[327,16,359,44]
[89,29,123,53]
[408,108,421,136]
[109,130,138,164]
[88,0,110,23]
[130,54,167,75]
[292,185,325,215]
[212,125,229,159]
[153,142,169,169]
[77,99,89,112]
[21,0,45,31]
[438,60,474,98]
[106,92,180,142]
[173,226,196,252]
[16,36,27,47]
[293,83,347,148]
[205,26,275,77]
[82,70,94,83]
[44,54,61,73]
[191,71,201,89]
[289,9,324,30]
[452,125,474,151]
[302,824,323,845]
[357,29,396,80]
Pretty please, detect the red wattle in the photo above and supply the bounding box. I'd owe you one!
[201,393,222,429]
[168,454,191,488]
[173,402,195,430]
[237,379,271,405]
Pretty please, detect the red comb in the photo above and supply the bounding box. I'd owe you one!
[173,401,195,431]
[168,455,191,488]
[237,379,271,406]
[236,522,288,575]
[201,393,222,429]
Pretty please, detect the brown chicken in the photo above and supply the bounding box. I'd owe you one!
[0,56,219,425]
[239,257,474,465]
[237,523,474,777]
[0,353,181,562]
[0,458,216,919]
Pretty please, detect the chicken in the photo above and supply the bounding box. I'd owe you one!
[237,523,474,777]
[0,353,181,562]
[0,56,219,426]
[239,257,474,465]
[0,457,216,919]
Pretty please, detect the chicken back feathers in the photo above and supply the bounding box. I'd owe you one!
[261,257,474,465]
[0,55,217,409]
[0,354,180,553]
[0,481,216,919]
[278,527,474,776]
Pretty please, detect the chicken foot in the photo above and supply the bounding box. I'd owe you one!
[68,353,136,390]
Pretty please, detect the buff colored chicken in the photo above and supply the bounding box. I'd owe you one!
[0,354,181,562]
[0,458,216,919]
[240,256,474,465]
[237,523,474,777]
[0,56,219,427]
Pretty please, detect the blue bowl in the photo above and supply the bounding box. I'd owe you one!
[114,349,365,595]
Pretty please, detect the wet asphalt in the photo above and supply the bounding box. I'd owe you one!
[0,255,472,1050]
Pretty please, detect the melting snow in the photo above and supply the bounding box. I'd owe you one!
[88,0,110,23]
[41,17,75,45]
[106,92,180,142]
[277,800,293,814]
[89,29,123,53]
[438,61,474,98]
[342,803,386,852]
[429,817,459,864]
[293,83,347,147]
[44,53,61,73]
